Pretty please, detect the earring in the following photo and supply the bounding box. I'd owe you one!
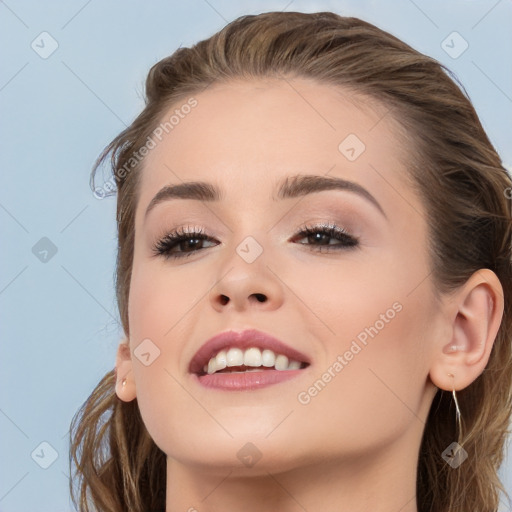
[121,378,127,388]
[447,373,462,436]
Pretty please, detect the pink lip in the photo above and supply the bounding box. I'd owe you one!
[188,328,311,389]
[193,368,305,390]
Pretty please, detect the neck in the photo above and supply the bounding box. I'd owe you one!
[165,436,419,512]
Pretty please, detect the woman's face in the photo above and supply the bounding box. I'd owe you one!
[125,78,443,472]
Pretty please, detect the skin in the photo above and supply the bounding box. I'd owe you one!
[114,78,503,512]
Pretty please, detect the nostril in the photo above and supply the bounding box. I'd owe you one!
[254,293,266,302]
[220,295,229,305]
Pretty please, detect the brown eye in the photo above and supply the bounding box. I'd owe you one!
[153,227,218,259]
[292,224,359,250]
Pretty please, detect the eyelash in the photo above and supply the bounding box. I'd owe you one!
[152,223,359,260]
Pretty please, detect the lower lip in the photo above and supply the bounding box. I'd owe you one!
[193,369,304,390]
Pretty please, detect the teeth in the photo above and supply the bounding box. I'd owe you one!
[204,347,303,375]
[244,347,262,367]
[287,360,302,370]
[261,349,275,367]
[274,354,289,371]
[226,347,244,366]
[216,350,227,369]
[207,357,216,375]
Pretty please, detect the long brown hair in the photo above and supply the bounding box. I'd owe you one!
[69,11,512,512]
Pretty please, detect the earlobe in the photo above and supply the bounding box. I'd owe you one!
[114,338,137,402]
[430,269,504,392]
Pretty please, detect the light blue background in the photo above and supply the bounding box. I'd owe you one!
[1,1,511,510]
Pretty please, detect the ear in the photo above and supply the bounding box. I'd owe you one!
[114,338,137,402]
[429,269,504,392]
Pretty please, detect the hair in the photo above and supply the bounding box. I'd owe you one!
[69,10,512,512]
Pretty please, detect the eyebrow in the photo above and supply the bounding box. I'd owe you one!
[144,174,386,219]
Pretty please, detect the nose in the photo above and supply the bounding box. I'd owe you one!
[217,291,268,306]
[209,254,284,313]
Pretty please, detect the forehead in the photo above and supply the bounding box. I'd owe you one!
[136,77,413,215]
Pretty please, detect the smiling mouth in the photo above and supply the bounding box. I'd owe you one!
[199,346,309,376]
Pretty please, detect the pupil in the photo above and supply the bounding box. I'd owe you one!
[183,238,201,251]
[310,233,328,245]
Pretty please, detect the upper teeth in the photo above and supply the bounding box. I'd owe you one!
[203,347,302,374]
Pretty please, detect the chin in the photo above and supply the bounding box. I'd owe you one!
[162,428,313,474]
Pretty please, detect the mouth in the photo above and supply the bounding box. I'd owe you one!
[202,346,308,375]
[189,329,311,390]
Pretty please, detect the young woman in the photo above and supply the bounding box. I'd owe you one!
[70,11,512,512]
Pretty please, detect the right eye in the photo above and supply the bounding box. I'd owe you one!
[152,226,218,260]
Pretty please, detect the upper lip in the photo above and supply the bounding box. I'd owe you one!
[189,328,311,375]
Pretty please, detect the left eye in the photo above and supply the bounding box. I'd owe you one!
[291,223,359,249]
[152,223,359,260]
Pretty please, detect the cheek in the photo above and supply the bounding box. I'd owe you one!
[288,248,434,442]
[127,256,200,363]
[127,259,215,453]
[291,310,432,459]
[128,255,209,346]
[287,243,427,346]
[296,298,433,452]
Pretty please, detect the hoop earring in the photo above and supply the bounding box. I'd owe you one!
[447,373,462,436]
